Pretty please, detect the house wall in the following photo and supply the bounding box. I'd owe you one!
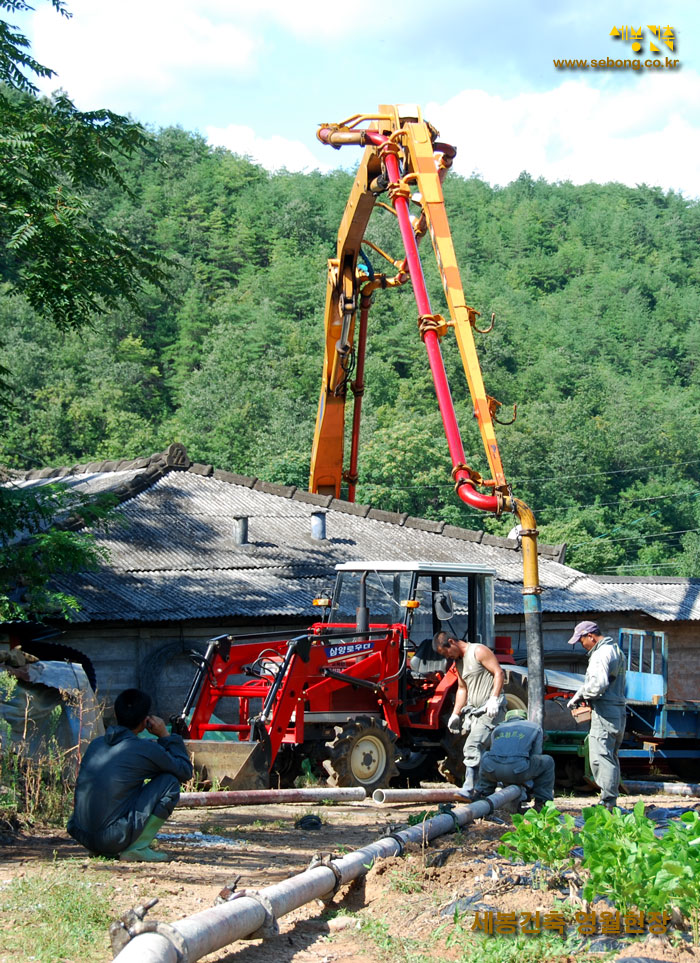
[58,618,307,720]
[57,609,699,721]
[498,611,699,703]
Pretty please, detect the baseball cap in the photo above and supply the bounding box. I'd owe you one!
[567,620,599,645]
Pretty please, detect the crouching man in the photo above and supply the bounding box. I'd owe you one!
[67,688,193,861]
[472,709,555,811]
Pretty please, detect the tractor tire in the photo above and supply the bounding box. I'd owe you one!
[503,671,528,712]
[323,716,398,790]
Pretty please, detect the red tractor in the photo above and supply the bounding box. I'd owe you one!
[175,561,522,790]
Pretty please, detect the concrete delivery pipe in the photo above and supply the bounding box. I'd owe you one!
[112,784,522,963]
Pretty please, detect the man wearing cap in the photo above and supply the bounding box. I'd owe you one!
[566,621,627,810]
[433,630,506,796]
[472,709,555,810]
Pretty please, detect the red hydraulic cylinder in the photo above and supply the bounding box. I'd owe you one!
[367,131,499,516]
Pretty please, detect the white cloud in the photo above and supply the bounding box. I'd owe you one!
[426,72,700,196]
[31,0,259,107]
[206,124,331,172]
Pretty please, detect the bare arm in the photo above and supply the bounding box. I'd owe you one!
[453,670,468,715]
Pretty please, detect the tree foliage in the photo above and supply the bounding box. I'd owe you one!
[0,1,167,619]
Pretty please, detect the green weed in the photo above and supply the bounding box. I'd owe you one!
[387,866,424,894]
[359,917,428,963]
[0,705,75,825]
[581,801,700,940]
[498,800,700,941]
[444,920,590,963]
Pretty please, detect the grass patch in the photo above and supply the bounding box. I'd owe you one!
[359,917,429,962]
[387,866,424,894]
[0,864,116,962]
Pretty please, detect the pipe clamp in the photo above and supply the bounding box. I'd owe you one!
[240,891,279,940]
[308,852,344,897]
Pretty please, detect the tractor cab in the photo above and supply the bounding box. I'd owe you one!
[326,560,495,661]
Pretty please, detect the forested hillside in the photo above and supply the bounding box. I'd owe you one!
[2,125,699,576]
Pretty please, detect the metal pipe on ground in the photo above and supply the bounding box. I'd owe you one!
[623,780,700,798]
[112,784,523,963]
[178,787,366,808]
[373,787,471,804]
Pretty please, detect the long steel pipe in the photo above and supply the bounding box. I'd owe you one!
[373,787,473,804]
[623,780,700,797]
[113,785,522,962]
[178,787,366,807]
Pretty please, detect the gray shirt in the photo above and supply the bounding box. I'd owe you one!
[581,637,626,709]
[456,642,494,709]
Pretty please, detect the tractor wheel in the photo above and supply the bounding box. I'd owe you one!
[503,671,528,712]
[323,716,398,790]
[437,732,465,785]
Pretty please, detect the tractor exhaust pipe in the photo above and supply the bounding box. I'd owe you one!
[112,785,522,962]
[178,787,366,807]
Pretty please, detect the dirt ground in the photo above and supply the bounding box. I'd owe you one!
[1,791,699,963]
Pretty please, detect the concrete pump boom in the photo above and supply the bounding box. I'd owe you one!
[309,104,545,725]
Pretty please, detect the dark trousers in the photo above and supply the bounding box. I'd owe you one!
[81,774,180,855]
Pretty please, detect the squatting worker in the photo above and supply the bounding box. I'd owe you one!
[473,708,555,811]
[433,630,506,795]
[566,621,627,810]
[67,688,193,861]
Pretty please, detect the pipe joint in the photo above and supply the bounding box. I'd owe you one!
[418,313,448,340]
[385,830,407,855]
[110,902,189,962]
[307,853,344,897]
[240,891,279,940]
[388,179,412,203]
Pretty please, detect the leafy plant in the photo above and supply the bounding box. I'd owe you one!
[498,801,580,870]
[407,808,439,826]
[581,802,700,940]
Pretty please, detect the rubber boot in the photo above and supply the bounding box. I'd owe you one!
[119,815,170,862]
[457,766,479,799]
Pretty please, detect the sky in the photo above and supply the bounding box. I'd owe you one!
[12,0,700,197]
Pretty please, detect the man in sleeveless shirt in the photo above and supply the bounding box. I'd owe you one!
[566,621,627,810]
[433,630,506,795]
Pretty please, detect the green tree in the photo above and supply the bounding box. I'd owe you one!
[0,1,167,619]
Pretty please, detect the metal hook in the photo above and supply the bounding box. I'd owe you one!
[494,402,517,426]
[473,312,496,335]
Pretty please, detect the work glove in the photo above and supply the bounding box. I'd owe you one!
[447,712,462,733]
[484,695,502,719]
[567,690,583,710]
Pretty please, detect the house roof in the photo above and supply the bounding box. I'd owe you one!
[14,444,700,624]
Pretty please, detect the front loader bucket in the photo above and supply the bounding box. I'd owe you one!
[184,739,270,790]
